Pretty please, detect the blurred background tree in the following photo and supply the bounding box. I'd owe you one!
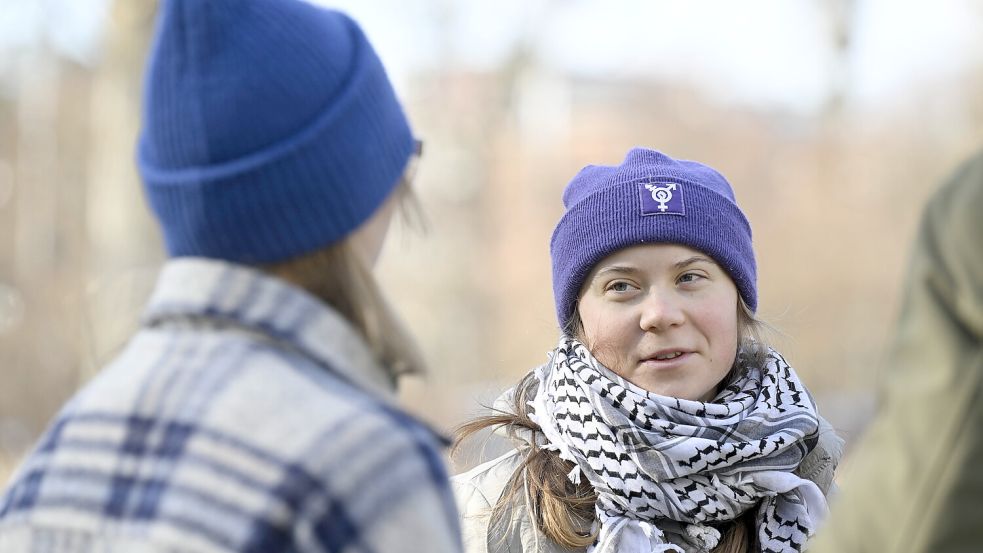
[2,0,982,480]
[0,0,159,477]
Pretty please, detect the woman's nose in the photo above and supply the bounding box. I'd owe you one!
[639,289,685,332]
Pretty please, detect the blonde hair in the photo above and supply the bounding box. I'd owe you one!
[454,298,765,552]
[262,181,426,378]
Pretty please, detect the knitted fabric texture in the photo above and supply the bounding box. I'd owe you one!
[550,148,755,329]
[138,0,414,263]
[528,337,827,553]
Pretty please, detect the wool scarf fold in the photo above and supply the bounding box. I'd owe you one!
[527,337,827,553]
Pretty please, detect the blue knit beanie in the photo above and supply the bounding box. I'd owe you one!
[137,0,414,263]
[551,148,756,329]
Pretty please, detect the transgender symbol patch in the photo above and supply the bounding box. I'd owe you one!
[638,180,685,216]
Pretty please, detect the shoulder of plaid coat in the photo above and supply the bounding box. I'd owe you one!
[0,259,462,553]
[452,422,842,553]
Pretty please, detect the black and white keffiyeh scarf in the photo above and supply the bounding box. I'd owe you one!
[527,337,827,553]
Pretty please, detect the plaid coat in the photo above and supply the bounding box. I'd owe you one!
[0,258,462,553]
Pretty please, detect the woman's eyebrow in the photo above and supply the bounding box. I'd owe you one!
[594,265,638,277]
[673,256,716,270]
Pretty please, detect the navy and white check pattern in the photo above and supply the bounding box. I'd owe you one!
[0,258,462,553]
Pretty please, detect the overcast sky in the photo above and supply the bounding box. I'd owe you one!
[0,0,980,114]
[319,0,983,113]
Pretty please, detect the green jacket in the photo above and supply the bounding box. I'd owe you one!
[810,151,983,552]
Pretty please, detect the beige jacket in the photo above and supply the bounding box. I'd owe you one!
[453,417,842,553]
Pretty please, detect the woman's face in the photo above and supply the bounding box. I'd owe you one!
[576,243,739,401]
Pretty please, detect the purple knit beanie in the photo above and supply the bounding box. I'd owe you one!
[550,147,756,329]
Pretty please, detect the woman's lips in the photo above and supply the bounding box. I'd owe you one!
[638,351,693,370]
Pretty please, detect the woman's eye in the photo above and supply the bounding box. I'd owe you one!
[678,272,705,284]
[606,281,634,293]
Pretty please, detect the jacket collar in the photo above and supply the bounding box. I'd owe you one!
[141,257,395,399]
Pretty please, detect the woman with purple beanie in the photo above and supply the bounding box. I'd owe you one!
[454,148,842,553]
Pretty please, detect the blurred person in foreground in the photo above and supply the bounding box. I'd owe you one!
[810,151,983,553]
[0,1,461,552]
[453,148,842,553]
